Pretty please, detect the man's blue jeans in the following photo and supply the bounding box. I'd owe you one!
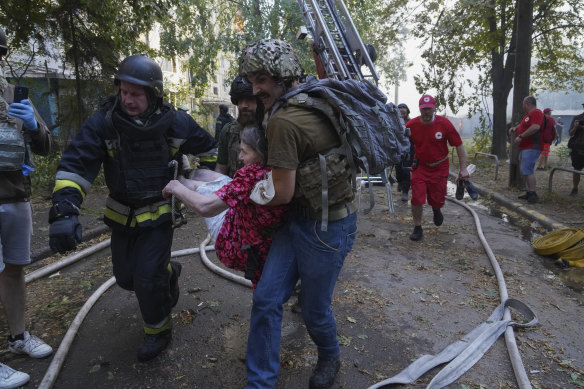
[246,212,357,389]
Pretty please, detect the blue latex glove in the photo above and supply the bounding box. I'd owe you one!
[22,164,35,176]
[8,99,38,130]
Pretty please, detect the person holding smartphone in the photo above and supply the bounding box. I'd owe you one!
[0,26,53,388]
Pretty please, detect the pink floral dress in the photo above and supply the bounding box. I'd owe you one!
[215,163,287,286]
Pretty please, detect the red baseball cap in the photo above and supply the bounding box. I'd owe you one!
[543,108,552,113]
[419,95,435,109]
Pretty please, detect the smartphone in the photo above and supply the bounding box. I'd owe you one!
[13,86,29,103]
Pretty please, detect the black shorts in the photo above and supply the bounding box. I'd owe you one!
[571,151,584,171]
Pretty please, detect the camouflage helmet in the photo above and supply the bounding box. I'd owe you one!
[239,39,304,80]
[0,27,8,57]
[115,55,164,98]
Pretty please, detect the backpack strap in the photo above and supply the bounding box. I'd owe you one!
[318,153,329,230]
[285,90,380,214]
[286,94,358,229]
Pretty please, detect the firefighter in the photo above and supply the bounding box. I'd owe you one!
[48,55,216,362]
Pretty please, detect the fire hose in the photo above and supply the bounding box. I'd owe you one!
[31,194,534,388]
[33,238,230,389]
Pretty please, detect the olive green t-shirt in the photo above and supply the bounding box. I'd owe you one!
[267,105,354,209]
[267,105,341,170]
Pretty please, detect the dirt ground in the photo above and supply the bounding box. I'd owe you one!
[1,147,583,389]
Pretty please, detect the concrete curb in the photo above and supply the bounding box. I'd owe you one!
[448,172,568,232]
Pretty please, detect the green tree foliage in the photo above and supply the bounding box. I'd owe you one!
[403,0,584,159]
[158,0,318,97]
[2,0,407,123]
[1,0,170,136]
[0,0,51,54]
[344,0,411,94]
[156,0,410,96]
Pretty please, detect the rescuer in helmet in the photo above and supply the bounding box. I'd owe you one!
[215,76,263,177]
[239,38,357,389]
[48,55,216,362]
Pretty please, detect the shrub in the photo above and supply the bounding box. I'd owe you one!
[30,152,106,194]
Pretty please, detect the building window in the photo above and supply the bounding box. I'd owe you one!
[213,87,218,95]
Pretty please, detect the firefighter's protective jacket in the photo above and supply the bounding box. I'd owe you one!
[52,96,216,228]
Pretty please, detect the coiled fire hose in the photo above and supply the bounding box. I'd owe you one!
[532,228,584,267]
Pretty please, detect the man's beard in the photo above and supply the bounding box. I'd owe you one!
[237,110,256,126]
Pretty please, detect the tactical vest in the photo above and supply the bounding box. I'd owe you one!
[282,98,355,217]
[0,74,25,172]
[295,152,354,212]
[0,122,25,171]
[226,121,244,177]
[104,106,175,205]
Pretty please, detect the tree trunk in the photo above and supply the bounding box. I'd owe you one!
[509,0,534,188]
[489,0,516,160]
[69,10,84,137]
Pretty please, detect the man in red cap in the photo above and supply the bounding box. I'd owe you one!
[406,95,469,241]
[536,108,557,170]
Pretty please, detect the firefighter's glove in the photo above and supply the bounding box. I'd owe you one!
[49,215,82,253]
[8,100,38,131]
[48,200,82,253]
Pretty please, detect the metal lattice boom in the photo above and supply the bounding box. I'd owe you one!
[297,0,379,84]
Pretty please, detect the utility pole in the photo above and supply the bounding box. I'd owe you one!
[394,82,399,106]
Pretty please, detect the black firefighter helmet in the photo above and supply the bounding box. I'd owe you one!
[115,55,164,98]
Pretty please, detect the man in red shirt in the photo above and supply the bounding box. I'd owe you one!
[508,96,544,203]
[406,95,469,241]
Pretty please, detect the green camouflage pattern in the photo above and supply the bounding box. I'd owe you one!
[295,153,354,212]
[239,39,304,80]
[226,121,244,177]
[0,68,25,171]
[0,68,16,126]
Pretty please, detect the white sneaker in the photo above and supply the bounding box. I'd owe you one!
[0,362,30,389]
[8,331,53,358]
